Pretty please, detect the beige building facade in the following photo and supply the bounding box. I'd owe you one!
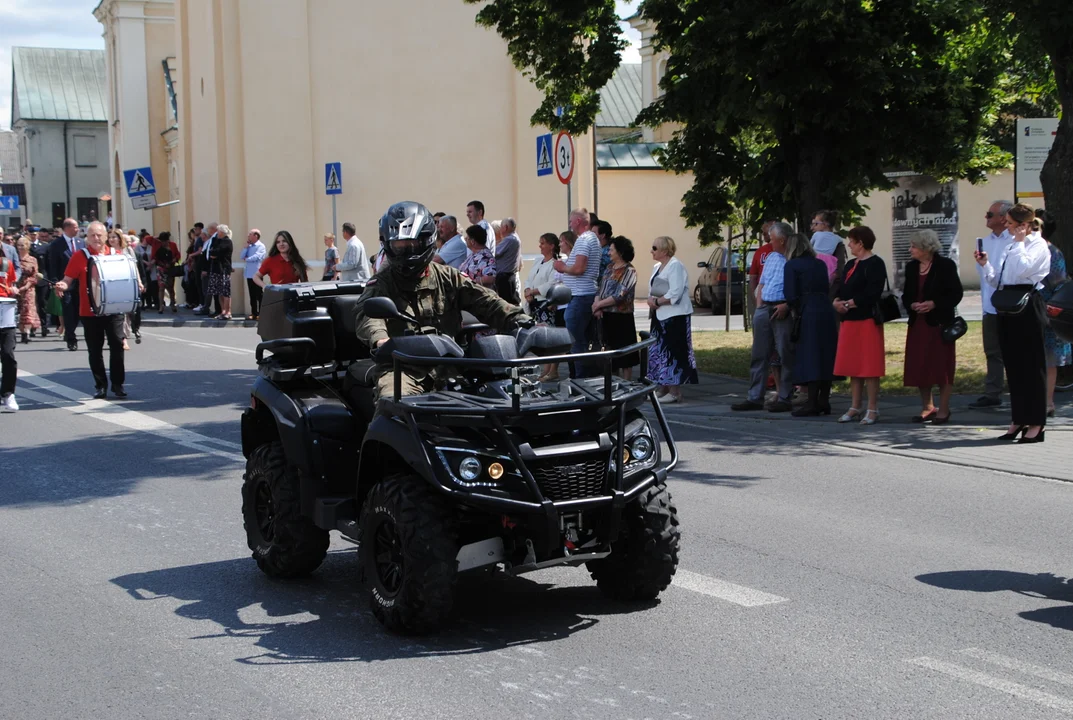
[102,1,1015,312]
[94,0,178,235]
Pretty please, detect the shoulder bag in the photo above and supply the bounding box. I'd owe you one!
[990,253,1032,315]
[873,274,901,324]
[941,311,968,344]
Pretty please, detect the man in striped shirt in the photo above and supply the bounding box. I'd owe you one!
[553,208,601,377]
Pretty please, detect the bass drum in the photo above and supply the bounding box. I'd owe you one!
[87,254,140,316]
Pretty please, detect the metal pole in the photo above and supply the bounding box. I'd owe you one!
[332,195,338,247]
[725,226,732,332]
[567,178,572,216]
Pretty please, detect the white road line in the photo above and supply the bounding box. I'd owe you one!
[16,370,245,463]
[139,330,252,356]
[906,656,1073,714]
[961,648,1073,688]
[671,569,788,607]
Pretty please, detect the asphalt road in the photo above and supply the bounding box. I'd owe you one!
[1,322,1071,720]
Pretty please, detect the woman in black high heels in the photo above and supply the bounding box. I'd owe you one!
[975,203,1051,443]
[784,233,838,416]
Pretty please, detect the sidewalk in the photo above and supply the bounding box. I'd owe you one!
[668,370,1072,483]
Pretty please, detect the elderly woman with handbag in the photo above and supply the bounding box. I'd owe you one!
[832,226,889,425]
[902,229,963,424]
[647,236,697,403]
[976,203,1051,443]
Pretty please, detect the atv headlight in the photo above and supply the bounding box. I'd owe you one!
[458,456,482,481]
[629,436,653,462]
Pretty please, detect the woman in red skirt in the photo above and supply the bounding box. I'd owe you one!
[833,227,887,424]
[902,229,963,424]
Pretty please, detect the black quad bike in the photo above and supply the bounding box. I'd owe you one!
[240,281,681,634]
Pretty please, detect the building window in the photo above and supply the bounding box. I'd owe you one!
[74,135,97,167]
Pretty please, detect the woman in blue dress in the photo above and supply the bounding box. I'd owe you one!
[783,233,838,416]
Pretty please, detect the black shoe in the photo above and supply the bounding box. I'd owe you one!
[731,399,764,411]
[67,341,78,351]
[931,413,951,426]
[29,329,36,338]
[912,410,938,423]
[20,332,29,344]
[93,387,107,400]
[766,400,793,413]
[134,331,142,345]
[1018,429,1045,444]
[41,327,48,337]
[111,385,128,398]
[997,425,1026,441]
[969,396,1001,409]
[791,405,820,417]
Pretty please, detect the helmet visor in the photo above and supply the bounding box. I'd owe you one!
[389,238,428,256]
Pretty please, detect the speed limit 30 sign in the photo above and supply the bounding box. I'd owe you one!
[554,131,575,185]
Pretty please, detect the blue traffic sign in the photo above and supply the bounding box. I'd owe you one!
[0,196,19,211]
[536,134,553,177]
[123,166,156,197]
[325,162,342,195]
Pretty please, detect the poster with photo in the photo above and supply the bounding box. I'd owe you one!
[888,172,959,291]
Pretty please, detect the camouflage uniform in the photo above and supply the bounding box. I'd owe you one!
[355,263,532,402]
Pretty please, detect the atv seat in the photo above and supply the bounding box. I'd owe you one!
[343,359,378,423]
[329,296,369,364]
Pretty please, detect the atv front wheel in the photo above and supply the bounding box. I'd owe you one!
[241,442,329,578]
[358,474,458,634]
[588,482,680,601]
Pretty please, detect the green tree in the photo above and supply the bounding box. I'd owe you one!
[637,0,1014,240]
[990,0,1073,258]
[464,0,625,135]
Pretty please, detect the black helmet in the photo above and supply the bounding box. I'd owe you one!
[379,201,437,279]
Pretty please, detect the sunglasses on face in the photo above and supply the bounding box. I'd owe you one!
[651,246,658,251]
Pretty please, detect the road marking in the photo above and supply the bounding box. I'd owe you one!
[671,569,788,607]
[961,648,1073,688]
[139,330,252,356]
[16,370,245,464]
[906,656,1073,714]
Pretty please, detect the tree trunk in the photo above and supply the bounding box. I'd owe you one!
[794,144,828,232]
[1039,42,1073,261]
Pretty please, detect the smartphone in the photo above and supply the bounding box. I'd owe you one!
[976,237,983,253]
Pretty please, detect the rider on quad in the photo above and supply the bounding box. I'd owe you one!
[354,200,534,401]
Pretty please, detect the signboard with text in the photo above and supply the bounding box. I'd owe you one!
[1015,118,1058,200]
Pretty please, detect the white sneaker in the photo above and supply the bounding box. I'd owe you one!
[657,393,680,404]
[1,393,18,412]
[192,305,203,312]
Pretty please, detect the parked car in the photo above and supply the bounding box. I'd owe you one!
[694,245,755,315]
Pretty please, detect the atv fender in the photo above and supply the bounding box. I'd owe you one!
[357,415,437,505]
[246,375,313,478]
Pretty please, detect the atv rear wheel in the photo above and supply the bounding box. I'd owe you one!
[588,482,680,601]
[241,442,329,578]
[358,474,458,634]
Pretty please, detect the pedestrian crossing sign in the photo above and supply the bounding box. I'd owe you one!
[123,166,156,197]
[536,133,553,177]
[325,162,342,195]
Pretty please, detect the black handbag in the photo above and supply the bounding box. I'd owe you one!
[941,314,968,344]
[873,276,901,324]
[991,254,1031,315]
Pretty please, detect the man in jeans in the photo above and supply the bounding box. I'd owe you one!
[732,222,795,412]
[554,208,601,378]
[970,200,1013,408]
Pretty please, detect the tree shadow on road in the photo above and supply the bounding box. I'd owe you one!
[111,552,657,664]
[917,569,1073,631]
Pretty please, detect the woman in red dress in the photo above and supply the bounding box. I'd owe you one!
[902,229,963,423]
[15,237,40,343]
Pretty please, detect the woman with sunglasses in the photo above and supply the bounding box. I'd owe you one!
[975,202,1051,443]
[254,231,309,288]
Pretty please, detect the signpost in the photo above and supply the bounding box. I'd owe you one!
[1015,118,1059,201]
[554,131,575,215]
[325,162,342,243]
[0,196,19,212]
[123,166,157,210]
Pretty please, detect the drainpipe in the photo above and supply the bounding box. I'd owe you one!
[63,122,70,222]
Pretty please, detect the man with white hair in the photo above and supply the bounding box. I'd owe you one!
[494,217,521,304]
[969,200,1014,408]
[54,222,128,399]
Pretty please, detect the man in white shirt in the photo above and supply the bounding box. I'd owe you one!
[48,218,83,349]
[553,208,601,377]
[433,215,466,269]
[970,200,1013,408]
[466,200,496,256]
[336,222,371,282]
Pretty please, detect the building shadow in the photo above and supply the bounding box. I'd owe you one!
[111,553,656,665]
[917,569,1073,631]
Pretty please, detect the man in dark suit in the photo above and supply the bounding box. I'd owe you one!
[47,218,84,351]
